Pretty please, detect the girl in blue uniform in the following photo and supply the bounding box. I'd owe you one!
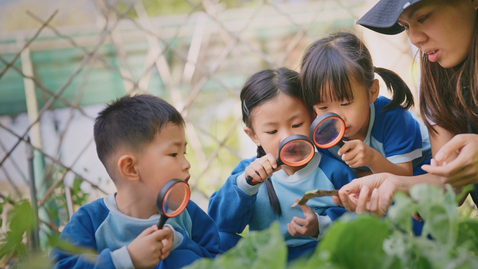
[300,32,431,178]
[208,68,356,261]
[299,32,431,235]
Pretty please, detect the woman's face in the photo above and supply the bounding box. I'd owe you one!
[397,0,477,68]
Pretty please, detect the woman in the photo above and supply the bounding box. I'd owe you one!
[333,0,478,216]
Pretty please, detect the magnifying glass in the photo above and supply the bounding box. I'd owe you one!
[156,179,191,229]
[309,112,346,149]
[246,134,315,185]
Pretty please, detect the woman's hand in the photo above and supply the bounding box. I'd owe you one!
[421,134,478,188]
[244,153,279,183]
[332,173,400,217]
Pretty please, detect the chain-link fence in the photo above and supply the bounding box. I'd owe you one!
[1,0,455,259]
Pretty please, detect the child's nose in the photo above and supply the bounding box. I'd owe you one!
[183,159,191,171]
[282,130,294,140]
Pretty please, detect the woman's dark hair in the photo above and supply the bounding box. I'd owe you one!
[419,13,478,135]
[241,67,308,216]
[300,32,414,112]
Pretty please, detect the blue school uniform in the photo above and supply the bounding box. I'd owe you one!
[50,195,222,269]
[208,153,356,261]
[318,96,432,176]
[318,96,431,235]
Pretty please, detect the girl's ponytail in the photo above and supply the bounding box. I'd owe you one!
[374,67,414,111]
[256,146,282,217]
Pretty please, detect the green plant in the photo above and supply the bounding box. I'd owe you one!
[186,184,478,269]
[0,170,93,268]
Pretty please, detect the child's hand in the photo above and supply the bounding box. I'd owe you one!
[338,140,376,168]
[159,226,174,260]
[287,199,319,237]
[127,225,170,269]
[245,153,279,183]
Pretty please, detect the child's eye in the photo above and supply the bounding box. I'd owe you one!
[341,102,351,106]
[316,106,327,110]
[170,153,178,157]
[266,130,277,135]
[292,123,303,128]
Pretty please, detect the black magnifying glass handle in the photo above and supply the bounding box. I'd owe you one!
[336,140,344,147]
[157,215,169,229]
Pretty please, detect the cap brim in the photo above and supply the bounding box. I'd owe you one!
[358,23,405,35]
[357,0,409,35]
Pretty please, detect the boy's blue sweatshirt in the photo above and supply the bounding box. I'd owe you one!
[50,194,222,269]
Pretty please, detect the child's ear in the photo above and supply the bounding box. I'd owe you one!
[243,127,261,147]
[117,154,140,182]
[369,79,380,104]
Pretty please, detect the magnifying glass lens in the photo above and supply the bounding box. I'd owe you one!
[162,183,189,217]
[313,117,342,146]
[280,140,314,165]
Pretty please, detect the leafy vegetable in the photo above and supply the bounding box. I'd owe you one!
[188,184,478,268]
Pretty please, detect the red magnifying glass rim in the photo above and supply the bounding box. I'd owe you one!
[309,113,345,149]
[278,134,315,167]
[157,179,190,218]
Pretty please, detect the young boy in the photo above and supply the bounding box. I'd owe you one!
[50,94,222,268]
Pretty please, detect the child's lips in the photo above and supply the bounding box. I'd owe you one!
[344,127,350,134]
[184,176,190,183]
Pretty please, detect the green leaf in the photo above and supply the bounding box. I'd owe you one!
[309,214,391,269]
[456,185,475,204]
[457,219,478,252]
[410,184,458,245]
[388,191,416,233]
[185,222,287,269]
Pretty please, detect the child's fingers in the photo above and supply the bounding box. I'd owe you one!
[160,245,171,260]
[346,159,362,168]
[297,199,314,216]
[337,141,354,156]
[287,222,303,236]
[289,221,307,235]
[341,150,358,163]
[138,225,159,237]
[291,216,308,227]
[260,161,274,178]
[246,163,267,182]
[286,223,296,236]
[152,229,172,242]
[264,153,278,169]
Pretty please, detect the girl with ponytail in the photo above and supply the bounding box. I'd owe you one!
[208,67,356,261]
[300,32,431,178]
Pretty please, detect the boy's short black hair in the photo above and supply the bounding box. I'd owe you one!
[94,94,184,168]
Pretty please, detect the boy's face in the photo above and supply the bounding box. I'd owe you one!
[135,123,190,202]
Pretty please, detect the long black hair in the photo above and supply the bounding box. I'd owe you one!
[300,32,414,112]
[419,11,478,135]
[241,67,308,216]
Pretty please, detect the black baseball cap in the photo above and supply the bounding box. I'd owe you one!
[357,0,423,35]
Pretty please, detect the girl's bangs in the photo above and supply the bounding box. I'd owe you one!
[317,63,355,104]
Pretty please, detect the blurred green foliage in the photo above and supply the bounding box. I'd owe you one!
[186,184,478,269]
[0,172,91,268]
